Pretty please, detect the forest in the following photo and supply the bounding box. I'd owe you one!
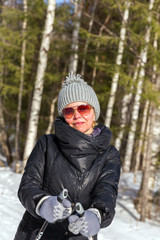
[0,0,160,223]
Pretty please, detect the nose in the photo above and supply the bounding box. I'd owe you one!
[73,109,81,119]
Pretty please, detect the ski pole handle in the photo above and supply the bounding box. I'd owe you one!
[57,189,68,203]
[75,202,93,240]
[75,202,85,217]
[34,189,68,240]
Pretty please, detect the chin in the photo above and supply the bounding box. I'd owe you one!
[81,128,93,135]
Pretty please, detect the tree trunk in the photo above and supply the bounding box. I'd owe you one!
[115,59,141,150]
[151,106,160,164]
[150,24,160,165]
[134,100,149,172]
[0,68,12,165]
[68,0,84,73]
[0,3,12,165]
[123,0,154,172]
[91,15,110,86]
[140,106,155,221]
[23,0,56,168]
[81,0,98,77]
[46,96,57,134]
[15,0,27,161]
[105,1,131,128]
[152,31,158,84]
[0,96,12,165]
[135,28,159,178]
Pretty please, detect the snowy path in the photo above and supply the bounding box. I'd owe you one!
[0,167,159,240]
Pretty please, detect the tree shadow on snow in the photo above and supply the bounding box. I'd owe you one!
[116,200,139,221]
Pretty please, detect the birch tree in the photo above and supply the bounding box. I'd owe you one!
[149,29,160,166]
[23,0,56,167]
[45,96,57,134]
[135,29,159,172]
[123,0,155,172]
[15,0,27,161]
[68,0,84,73]
[115,59,141,150]
[151,106,160,165]
[105,1,131,128]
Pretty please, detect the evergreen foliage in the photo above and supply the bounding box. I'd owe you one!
[0,0,159,172]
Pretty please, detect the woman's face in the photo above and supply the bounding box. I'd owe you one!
[63,101,95,135]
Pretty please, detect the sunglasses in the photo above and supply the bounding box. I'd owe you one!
[62,104,92,119]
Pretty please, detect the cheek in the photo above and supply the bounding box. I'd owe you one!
[84,112,95,124]
[65,118,73,126]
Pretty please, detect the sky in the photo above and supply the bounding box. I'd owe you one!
[0,167,160,240]
[44,0,70,4]
[56,0,70,3]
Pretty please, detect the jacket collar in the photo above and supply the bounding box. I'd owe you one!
[54,117,111,173]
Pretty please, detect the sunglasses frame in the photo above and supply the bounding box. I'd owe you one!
[62,104,92,119]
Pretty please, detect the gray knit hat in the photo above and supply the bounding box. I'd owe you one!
[58,72,100,120]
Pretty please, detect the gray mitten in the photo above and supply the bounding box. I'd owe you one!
[68,208,101,238]
[39,196,72,223]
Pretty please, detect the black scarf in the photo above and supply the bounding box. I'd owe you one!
[54,117,112,173]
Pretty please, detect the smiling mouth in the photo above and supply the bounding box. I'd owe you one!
[73,122,84,126]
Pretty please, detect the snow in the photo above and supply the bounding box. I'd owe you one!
[0,167,159,240]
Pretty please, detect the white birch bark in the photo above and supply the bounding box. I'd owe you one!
[68,0,83,73]
[151,30,160,164]
[152,31,158,83]
[115,59,141,150]
[23,0,56,166]
[123,0,155,172]
[15,0,27,161]
[151,106,160,163]
[46,96,57,134]
[105,1,131,128]
[135,29,159,172]
[81,0,98,77]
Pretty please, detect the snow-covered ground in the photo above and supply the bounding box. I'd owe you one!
[0,167,159,240]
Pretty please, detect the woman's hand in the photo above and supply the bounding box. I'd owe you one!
[68,208,101,238]
[39,196,72,223]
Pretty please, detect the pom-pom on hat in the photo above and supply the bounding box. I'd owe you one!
[58,72,100,121]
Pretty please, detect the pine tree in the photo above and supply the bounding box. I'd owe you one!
[15,0,28,162]
[0,1,21,165]
[81,0,98,77]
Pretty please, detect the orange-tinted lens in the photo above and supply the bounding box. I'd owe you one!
[62,107,74,119]
[62,104,92,119]
[77,105,91,116]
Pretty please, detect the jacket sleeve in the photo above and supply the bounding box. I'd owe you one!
[91,145,121,228]
[18,135,51,219]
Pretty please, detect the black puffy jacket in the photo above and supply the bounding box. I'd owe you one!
[14,117,121,240]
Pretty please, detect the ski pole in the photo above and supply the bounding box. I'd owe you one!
[34,189,68,240]
[75,202,93,240]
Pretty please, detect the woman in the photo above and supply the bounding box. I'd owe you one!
[14,72,121,240]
